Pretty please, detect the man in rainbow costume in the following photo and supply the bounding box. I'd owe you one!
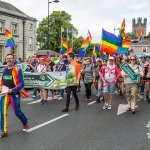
[0,54,29,137]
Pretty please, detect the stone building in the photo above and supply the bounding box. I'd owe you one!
[132,17,147,37]
[0,1,37,62]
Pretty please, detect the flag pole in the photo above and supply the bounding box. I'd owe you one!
[61,26,62,52]
[72,32,73,51]
[67,28,68,42]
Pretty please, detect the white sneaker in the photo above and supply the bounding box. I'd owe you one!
[32,95,36,98]
[108,105,112,110]
[58,97,63,100]
[70,94,72,98]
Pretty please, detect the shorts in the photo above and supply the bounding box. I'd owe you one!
[103,82,116,94]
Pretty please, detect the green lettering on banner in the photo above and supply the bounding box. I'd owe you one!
[120,62,139,83]
[24,66,76,89]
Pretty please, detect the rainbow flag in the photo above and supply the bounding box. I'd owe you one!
[54,58,62,66]
[92,46,97,65]
[60,38,68,55]
[78,30,92,58]
[5,29,15,48]
[63,47,72,55]
[118,19,126,41]
[116,40,131,55]
[138,27,142,41]
[101,28,121,55]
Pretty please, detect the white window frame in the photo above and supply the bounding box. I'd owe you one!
[11,45,17,55]
[0,21,4,33]
[142,46,147,52]
[0,45,4,62]
[29,37,33,50]
[29,23,33,30]
[11,23,18,35]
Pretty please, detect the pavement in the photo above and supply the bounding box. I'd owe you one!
[0,85,150,150]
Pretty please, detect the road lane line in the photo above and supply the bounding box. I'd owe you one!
[27,96,60,104]
[27,114,69,132]
[87,101,96,105]
[28,92,33,94]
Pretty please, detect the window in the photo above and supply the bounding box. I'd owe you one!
[11,24,18,35]
[29,23,33,30]
[142,46,147,52]
[0,45,4,62]
[0,21,4,33]
[29,37,33,50]
[11,46,17,54]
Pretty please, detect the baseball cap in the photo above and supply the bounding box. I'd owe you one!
[109,56,114,60]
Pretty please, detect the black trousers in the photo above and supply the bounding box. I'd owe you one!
[66,86,79,107]
[85,82,93,98]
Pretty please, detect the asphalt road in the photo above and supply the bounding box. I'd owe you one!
[0,84,150,150]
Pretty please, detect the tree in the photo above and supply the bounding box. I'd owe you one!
[147,31,150,36]
[37,11,78,52]
[126,32,137,39]
[72,36,84,54]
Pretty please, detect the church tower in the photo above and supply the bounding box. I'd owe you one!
[132,17,147,37]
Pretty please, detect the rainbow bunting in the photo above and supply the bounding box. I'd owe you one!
[116,40,131,55]
[78,30,92,58]
[101,28,121,55]
[60,38,68,55]
[5,29,15,48]
[118,19,126,41]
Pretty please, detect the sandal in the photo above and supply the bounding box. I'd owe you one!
[132,109,135,114]
[126,107,131,111]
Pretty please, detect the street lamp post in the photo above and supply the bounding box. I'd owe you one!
[47,0,59,50]
[114,26,120,35]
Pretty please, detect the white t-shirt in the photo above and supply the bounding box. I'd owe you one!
[104,64,116,82]
[37,64,46,72]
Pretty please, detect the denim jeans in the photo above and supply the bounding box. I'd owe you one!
[60,89,64,98]
[97,79,102,97]
[33,88,38,96]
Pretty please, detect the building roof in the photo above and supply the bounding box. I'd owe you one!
[0,1,37,21]
[0,1,25,14]
[36,50,60,57]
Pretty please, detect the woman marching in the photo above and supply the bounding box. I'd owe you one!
[101,56,119,110]
[121,55,143,113]
[95,59,103,103]
[36,58,50,105]
[83,58,95,100]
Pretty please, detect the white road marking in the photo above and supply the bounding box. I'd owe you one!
[87,101,96,105]
[28,92,33,94]
[27,114,69,132]
[117,104,138,115]
[27,96,59,105]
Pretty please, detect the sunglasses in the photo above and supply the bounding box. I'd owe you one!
[130,59,136,60]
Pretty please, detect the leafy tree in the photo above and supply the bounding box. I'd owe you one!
[126,32,137,39]
[37,11,78,52]
[72,36,84,54]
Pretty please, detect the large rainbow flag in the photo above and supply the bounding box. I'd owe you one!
[5,29,15,48]
[116,40,131,55]
[60,38,68,55]
[101,28,121,55]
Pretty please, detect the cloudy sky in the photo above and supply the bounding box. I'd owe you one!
[2,0,150,43]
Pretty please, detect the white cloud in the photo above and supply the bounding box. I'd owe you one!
[2,0,150,42]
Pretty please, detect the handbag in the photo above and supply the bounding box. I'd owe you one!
[137,66,144,87]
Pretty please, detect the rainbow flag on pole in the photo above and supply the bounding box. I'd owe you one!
[60,38,68,55]
[92,46,97,65]
[101,28,121,55]
[118,19,126,41]
[5,29,15,48]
